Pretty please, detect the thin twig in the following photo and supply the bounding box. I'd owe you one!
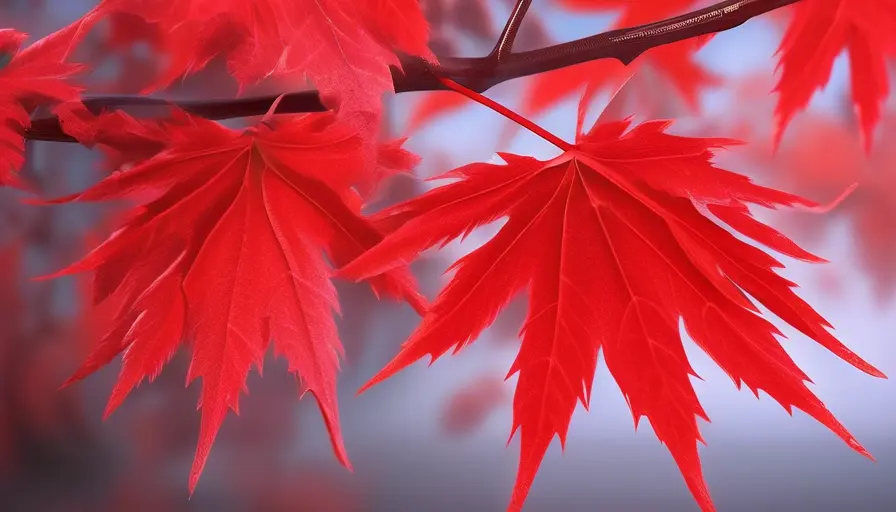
[25,0,800,143]
[489,0,534,62]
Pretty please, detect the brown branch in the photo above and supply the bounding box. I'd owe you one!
[489,0,534,61]
[26,0,800,143]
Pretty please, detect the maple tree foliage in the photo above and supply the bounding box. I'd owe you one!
[719,72,896,301]
[2,0,894,510]
[739,103,896,301]
[38,108,426,491]
[0,16,98,187]
[517,0,716,122]
[772,0,896,151]
[88,0,434,116]
[340,94,885,511]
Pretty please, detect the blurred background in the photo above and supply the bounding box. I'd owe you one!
[1,1,894,510]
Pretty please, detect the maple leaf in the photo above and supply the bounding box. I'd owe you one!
[55,101,199,171]
[0,16,98,187]
[89,0,435,115]
[773,0,896,151]
[40,110,427,492]
[339,101,885,512]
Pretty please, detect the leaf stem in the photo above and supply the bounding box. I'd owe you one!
[438,77,571,151]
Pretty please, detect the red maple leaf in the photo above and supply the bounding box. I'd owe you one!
[39,110,427,492]
[0,16,98,187]
[88,0,435,115]
[339,100,885,511]
[55,101,200,171]
[773,0,896,151]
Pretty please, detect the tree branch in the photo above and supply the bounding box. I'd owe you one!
[489,0,534,61]
[26,0,799,143]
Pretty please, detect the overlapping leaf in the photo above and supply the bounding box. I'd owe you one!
[773,0,896,151]
[88,0,435,115]
[340,103,884,512]
[41,110,426,491]
[0,15,98,187]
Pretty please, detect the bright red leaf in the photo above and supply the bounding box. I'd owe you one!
[41,110,427,492]
[773,0,896,151]
[89,0,435,115]
[340,103,885,512]
[0,16,98,187]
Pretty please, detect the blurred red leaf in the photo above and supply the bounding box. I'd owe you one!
[773,0,896,151]
[511,0,715,129]
[742,111,896,301]
[249,467,361,512]
[0,242,22,475]
[407,92,472,132]
[0,15,98,187]
[87,0,435,115]
[18,334,88,442]
[440,375,507,436]
[342,99,884,512]
[520,38,718,122]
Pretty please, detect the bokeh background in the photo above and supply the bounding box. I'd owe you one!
[1,1,894,511]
